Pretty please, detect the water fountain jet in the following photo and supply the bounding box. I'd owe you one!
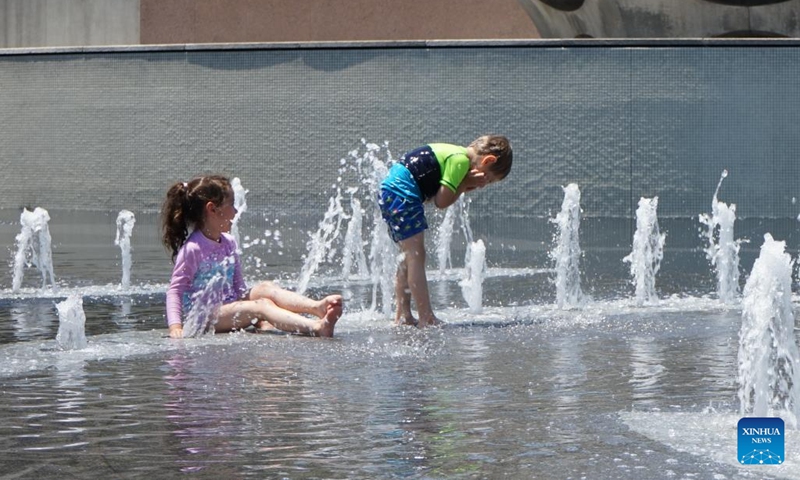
[296,141,397,317]
[434,207,457,274]
[12,207,56,292]
[55,294,88,350]
[550,184,587,309]
[115,210,136,288]
[341,195,370,284]
[738,233,800,428]
[699,170,742,303]
[460,239,486,313]
[623,197,665,306]
[230,177,248,253]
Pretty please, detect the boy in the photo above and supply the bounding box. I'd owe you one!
[378,135,512,327]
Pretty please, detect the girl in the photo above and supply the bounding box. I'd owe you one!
[161,175,342,339]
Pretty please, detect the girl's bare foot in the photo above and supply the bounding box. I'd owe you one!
[253,320,277,332]
[314,295,343,320]
[314,305,341,337]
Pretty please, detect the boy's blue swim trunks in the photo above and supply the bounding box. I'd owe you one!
[379,162,428,242]
[379,189,427,242]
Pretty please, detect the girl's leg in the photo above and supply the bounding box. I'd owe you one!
[398,232,439,327]
[394,254,416,325]
[249,281,342,320]
[216,299,338,337]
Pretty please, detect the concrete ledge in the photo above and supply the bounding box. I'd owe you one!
[3,37,800,56]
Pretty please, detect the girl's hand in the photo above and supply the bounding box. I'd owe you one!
[169,324,184,339]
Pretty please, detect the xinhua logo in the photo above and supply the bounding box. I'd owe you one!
[738,417,784,465]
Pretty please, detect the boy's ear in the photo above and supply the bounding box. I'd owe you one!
[482,155,497,166]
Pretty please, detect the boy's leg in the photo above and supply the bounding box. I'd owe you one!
[217,299,338,337]
[398,232,439,327]
[394,254,416,325]
[249,281,342,320]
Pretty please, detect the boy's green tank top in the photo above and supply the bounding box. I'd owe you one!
[429,143,471,194]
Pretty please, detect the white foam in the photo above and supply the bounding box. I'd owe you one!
[0,283,167,300]
[621,410,800,478]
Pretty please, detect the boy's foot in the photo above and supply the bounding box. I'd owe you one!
[394,315,417,326]
[314,295,343,320]
[417,315,442,328]
[315,304,341,337]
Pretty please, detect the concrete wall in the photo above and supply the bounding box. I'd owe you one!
[5,41,800,285]
[1,42,799,234]
[0,0,139,48]
[2,40,800,276]
[140,0,539,43]
[0,0,538,48]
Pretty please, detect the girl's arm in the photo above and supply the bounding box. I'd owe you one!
[165,246,198,338]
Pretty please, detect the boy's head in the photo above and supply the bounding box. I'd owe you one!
[469,135,512,180]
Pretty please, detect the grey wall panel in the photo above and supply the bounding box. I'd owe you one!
[1,44,798,251]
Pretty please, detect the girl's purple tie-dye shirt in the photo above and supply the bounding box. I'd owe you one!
[166,230,247,327]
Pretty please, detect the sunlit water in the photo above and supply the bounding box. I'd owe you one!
[0,288,776,479]
[0,190,799,476]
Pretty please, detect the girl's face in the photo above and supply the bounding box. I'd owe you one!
[210,192,237,233]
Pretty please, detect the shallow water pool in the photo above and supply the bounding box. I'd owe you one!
[0,211,797,479]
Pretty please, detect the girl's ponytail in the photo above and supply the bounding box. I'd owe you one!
[161,176,231,262]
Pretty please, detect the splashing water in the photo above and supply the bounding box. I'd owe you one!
[296,141,480,316]
[341,196,370,284]
[623,197,665,306]
[114,210,136,288]
[550,184,587,309]
[230,177,248,252]
[296,186,346,295]
[460,239,486,313]
[456,196,475,270]
[55,294,88,350]
[12,207,56,292]
[699,170,742,303]
[296,141,398,316]
[435,207,457,274]
[368,210,396,317]
[738,234,800,428]
[434,195,473,276]
[181,257,235,338]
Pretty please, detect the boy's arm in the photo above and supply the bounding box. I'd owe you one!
[434,184,461,209]
[434,170,486,209]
